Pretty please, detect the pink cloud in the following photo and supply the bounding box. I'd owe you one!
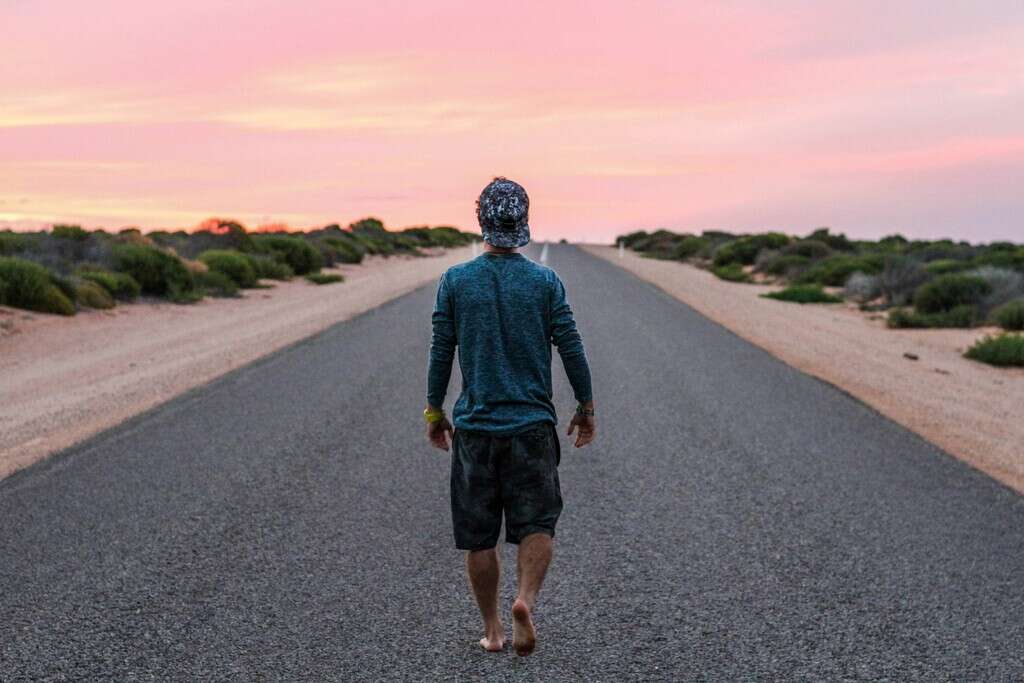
[1,1,1022,241]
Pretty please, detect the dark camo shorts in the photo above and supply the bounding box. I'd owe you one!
[450,422,563,551]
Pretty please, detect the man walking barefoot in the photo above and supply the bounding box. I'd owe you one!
[425,177,595,657]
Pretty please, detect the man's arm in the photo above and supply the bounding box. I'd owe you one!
[426,272,456,450]
[550,274,595,447]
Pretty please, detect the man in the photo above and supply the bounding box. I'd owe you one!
[425,177,595,657]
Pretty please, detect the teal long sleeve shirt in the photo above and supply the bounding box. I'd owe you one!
[427,252,592,434]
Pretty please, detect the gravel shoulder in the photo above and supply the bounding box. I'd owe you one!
[0,247,472,478]
[584,244,1024,493]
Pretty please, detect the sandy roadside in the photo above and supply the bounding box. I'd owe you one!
[584,245,1024,494]
[0,247,473,478]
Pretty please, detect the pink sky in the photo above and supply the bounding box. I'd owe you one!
[1,1,1022,242]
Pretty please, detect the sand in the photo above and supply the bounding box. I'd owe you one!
[584,245,1024,494]
[0,247,473,479]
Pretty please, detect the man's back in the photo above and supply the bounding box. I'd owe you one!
[427,251,591,434]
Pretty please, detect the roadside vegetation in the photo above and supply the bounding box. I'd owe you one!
[0,219,478,316]
[616,228,1024,336]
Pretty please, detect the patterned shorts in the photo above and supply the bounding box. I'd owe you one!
[450,422,563,550]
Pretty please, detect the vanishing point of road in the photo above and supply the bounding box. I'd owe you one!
[2,244,1023,680]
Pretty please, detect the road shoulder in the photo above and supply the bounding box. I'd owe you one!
[584,244,1024,494]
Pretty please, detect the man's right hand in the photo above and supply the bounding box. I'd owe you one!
[427,414,454,451]
[567,402,596,448]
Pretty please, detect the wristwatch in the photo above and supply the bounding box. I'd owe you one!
[575,404,595,417]
[424,407,445,424]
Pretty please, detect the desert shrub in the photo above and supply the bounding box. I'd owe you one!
[51,224,90,241]
[712,233,790,266]
[796,255,885,287]
[198,249,257,288]
[970,266,1024,315]
[878,256,930,305]
[80,270,140,301]
[761,285,841,304]
[324,238,364,264]
[74,280,115,309]
[0,232,25,255]
[49,272,78,302]
[844,272,881,303]
[112,244,196,299]
[244,253,293,280]
[253,235,323,275]
[783,239,833,260]
[971,247,1024,271]
[964,334,1024,367]
[888,305,979,329]
[925,259,970,275]
[0,257,75,316]
[711,264,750,282]
[196,270,239,297]
[671,236,709,260]
[306,272,344,285]
[617,231,649,249]
[993,299,1024,331]
[761,254,810,277]
[913,274,991,314]
[805,228,855,252]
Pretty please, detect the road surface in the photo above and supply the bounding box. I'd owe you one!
[2,244,1023,680]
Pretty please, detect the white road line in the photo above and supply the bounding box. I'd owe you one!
[540,241,549,263]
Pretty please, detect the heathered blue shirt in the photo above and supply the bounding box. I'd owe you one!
[427,252,592,434]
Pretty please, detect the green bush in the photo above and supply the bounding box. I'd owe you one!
[80,270,141,301]
[51,224,90,241]
[805,227,855,252]
[198,249,257,288]
[711,264,750,282]
[196,269,239,297]
[796,255,885,286]
[0,257,75,315]
[253,235,323,275]
[671,236,710,260]
[0,232,25,255]
[993,299,1024,331]
[924,259,970,275]
[761,285,842,304]
[887,305,979,329]
[762,254,810,276]
[912,274,991,314]
[782,239,832,260]
[306,272,344,285]
[74,279,115,309]
[964,334,1024,367]
[713,233,790,266]
[244,253,293,280]
[112,244,195,299]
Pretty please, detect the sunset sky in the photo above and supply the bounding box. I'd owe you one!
[2,1,1022,242]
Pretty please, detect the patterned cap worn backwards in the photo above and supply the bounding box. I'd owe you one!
[476,177,530,248]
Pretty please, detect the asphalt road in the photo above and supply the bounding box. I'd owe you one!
[2,243,1023,681]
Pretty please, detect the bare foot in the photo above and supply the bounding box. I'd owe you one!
[479,633,505,652]
[511,599,536,657]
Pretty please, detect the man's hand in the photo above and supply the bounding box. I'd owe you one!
[567,401,596,448]
[426,410,454,451]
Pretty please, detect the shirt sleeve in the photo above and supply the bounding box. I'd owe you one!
[549,273,593,403]
[426,271,457,408]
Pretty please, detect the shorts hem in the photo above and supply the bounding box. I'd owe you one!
[505,526,555,546]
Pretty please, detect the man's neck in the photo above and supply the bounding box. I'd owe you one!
[483,243,518,255]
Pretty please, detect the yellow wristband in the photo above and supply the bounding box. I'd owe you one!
[424,408,444,423]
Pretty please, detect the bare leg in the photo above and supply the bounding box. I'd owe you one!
[466,548,505,651]
[512,532,553,656]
